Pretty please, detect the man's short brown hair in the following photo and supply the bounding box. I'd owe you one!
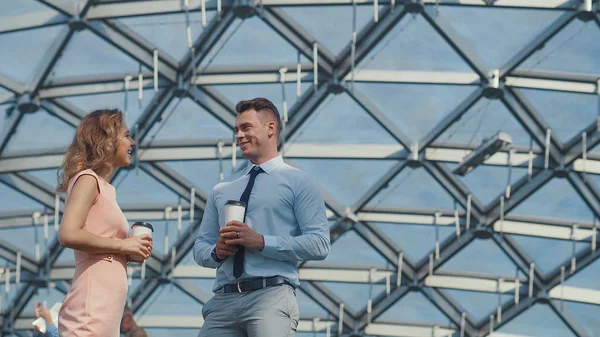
[235,98,282,138]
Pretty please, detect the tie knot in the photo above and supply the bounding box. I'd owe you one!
[251,166,264,176]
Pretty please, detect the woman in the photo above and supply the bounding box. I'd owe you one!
[56,109,153,337]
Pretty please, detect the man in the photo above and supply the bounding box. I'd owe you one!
[193,97,330,336]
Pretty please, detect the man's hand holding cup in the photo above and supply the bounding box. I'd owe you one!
[216,200,264,259]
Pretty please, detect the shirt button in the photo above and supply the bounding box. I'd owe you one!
[107,255,112,260]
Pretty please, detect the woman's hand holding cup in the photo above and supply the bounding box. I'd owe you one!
[124,222,154,262]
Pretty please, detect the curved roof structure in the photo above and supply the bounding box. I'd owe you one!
[1,1,600,336]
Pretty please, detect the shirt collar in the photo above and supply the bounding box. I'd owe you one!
[245,155,284,175]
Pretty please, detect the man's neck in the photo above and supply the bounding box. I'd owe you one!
[249,151,279,166]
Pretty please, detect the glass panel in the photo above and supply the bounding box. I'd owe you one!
[292,159,397,207]
[563,301,600,337]
[281,5,373,55]
[565,258,600,290]
[518,20,600,74]
[510,178,594,223]
[4,109,74,153]
[119,12,216,60]
[497,304,576,337]
[308,230,387,269]
[358,14,472,71]
[354,83,476,142]
[51,30,149,79]
[26,169,60,190]
[438,238,517,277]
[114,169,181,206]
[438,96,534,148]
[439,7,561,69]
[62,89,157,128]
[519,89,597,143]
[376,291,450,324]
[446,163,529,206]
[0,26,64,84]
[0,0,54,17]
[367,166,458,210]
[199,17,300,69]
[443,289,513,324]
[290,92,399,145]
[320,282,385,313]
[136,284,203,316]
[296,286,330,317]
[373,222,455,262]
[510,235,590,275]
[142,97,232,144]
[0,184,44,212]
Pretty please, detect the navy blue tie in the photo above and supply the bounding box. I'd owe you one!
[233,166,264,278]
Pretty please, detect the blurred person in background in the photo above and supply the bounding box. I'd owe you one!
[33,302,58,337]
[120,306,148,337]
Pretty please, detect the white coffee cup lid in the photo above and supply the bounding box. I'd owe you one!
[226,200,246,207]
[131,222,154,232]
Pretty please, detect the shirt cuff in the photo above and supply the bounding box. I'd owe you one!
[261,235,278,257]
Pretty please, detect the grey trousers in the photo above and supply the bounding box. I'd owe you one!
[198,284,299,337]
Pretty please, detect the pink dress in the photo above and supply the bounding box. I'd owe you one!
[58,169,129,337]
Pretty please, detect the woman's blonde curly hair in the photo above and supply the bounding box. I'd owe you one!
[57,109,124,192]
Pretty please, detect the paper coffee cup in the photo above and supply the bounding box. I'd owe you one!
[130,222,154,262]
[225,200,246,224]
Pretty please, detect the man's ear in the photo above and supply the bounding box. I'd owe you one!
[267,121,276,138]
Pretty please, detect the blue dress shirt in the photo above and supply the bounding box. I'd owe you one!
[193,155,330,292]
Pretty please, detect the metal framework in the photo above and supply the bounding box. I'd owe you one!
[0,0,599,336]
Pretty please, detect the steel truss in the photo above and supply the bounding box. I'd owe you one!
[0,0,599,336]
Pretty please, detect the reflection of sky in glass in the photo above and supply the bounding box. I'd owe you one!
[0,2,598,335]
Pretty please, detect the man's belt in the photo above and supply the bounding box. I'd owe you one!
[223,276,290,293]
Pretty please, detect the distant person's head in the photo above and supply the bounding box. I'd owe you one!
[235,98,281,165]
[57,109,135,191]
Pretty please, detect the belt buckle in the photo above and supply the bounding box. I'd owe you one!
[237,282,242,293]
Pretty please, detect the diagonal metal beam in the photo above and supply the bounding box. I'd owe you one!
[416,229,476,280]
[0,109,25,155]
[171,279,212,305]
[0,73,25,95]
[567,172,600,219]
[355,285,411,329]
[492,234,545,289]
[484,170,555,226]
[502,87,563,160]
[548,301,591,337]
[353,161,410,212]
[420,5,489,80]
[421,287,477,337]
[187,86,236,129]
[354,222,416,280]
[138,162,208,208]
[40,98,87,128]
[0,11,68,35]
[182,9,237,80]
[36,0,76,16]
[133,87,176,145]
[0,172,63,210]
[85,21,178,82]
[500,11,577,77]
[30,26,75,94]
[418,88,484,151]
[477,295,536,336]
[283,79,331,143]
[563,120,600,166]
[423,161,485,217]
[336,5,408,78]
[345,86,413,148]
[260,7,335,75]
[297,281,356,330]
